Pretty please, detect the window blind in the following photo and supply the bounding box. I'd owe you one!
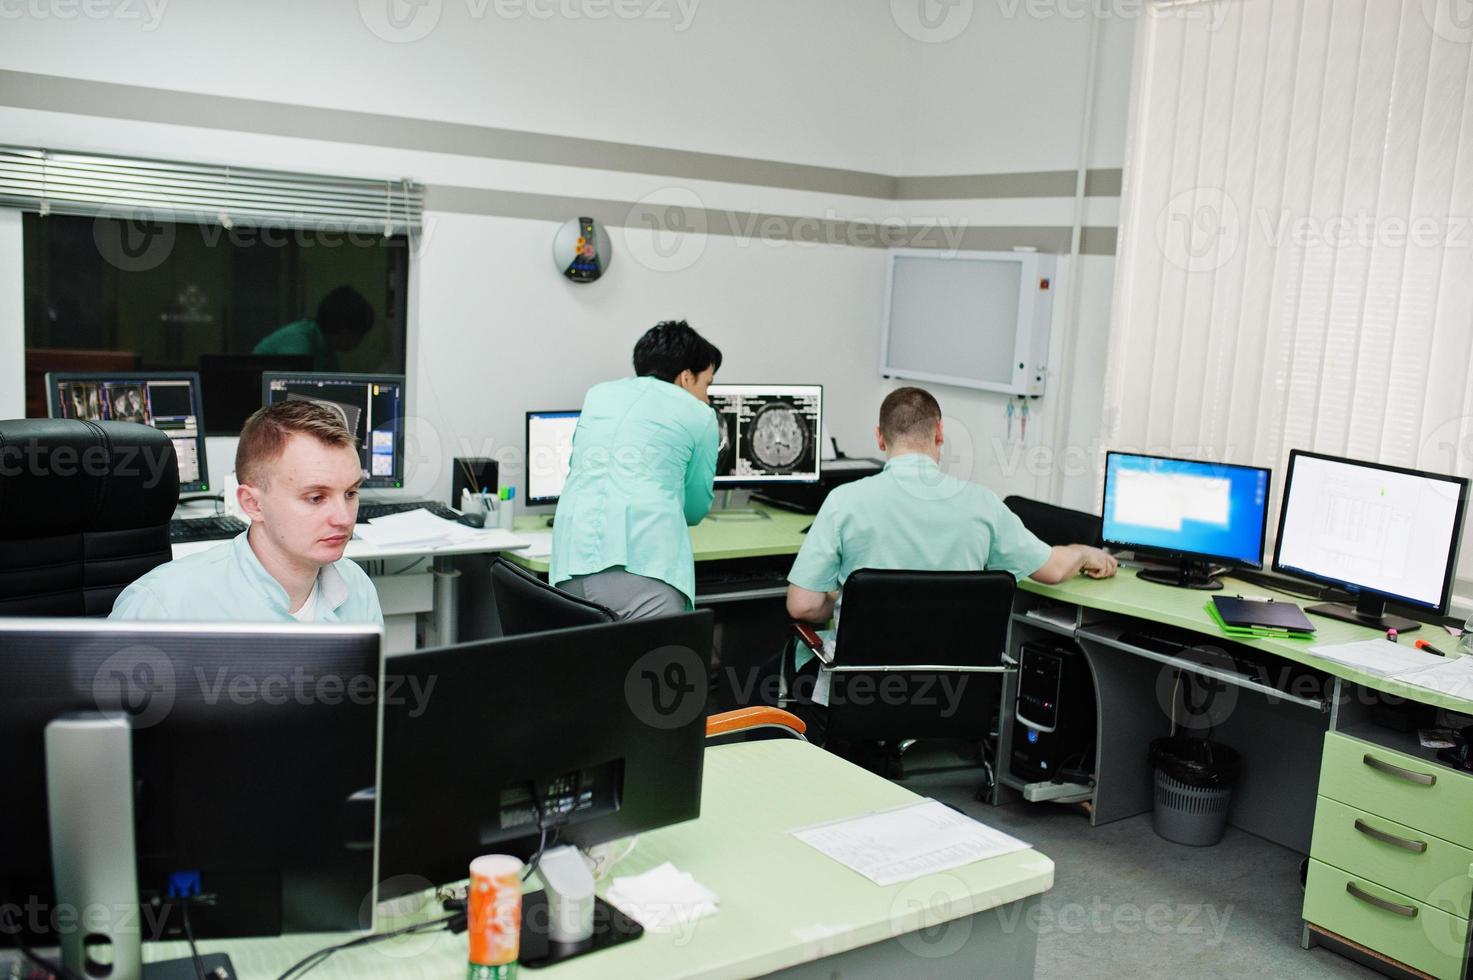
[0,146,423,234]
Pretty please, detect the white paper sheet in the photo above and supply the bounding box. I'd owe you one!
[1392,656,1473,699]
[511,530,554,558]
[1308,639,1445,677]
[789,799,1030,886]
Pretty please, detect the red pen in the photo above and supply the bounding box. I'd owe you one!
[1414,638,1448,656]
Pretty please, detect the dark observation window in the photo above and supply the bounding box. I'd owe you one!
[23,213,409,435]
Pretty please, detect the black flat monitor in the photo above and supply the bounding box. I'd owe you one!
[708,384,822,487]
[45,371,211,494]
[262,372,407,489]
[0,620,381,968]
[379,611,711,888]
[1273,450,1469,633]
[1101,451,1272,590]
[197,353,313,435]
[525,409,581,506]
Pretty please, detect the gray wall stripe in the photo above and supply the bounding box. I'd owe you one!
[0,70,1122,204]
[425,185,1118,255]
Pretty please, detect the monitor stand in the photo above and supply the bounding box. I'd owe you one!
[706,489,771,522]
[45,714,238,980]
[518,846,643,968]
[1307,593,1421,634]
[1136,560,1224,591]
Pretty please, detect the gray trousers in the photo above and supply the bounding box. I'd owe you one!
[560,567,687,620]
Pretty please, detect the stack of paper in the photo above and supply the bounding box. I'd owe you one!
[352,510,528,551]
[1310,641,1473,700]
[790,799,1030,886]
[605,862,719,931]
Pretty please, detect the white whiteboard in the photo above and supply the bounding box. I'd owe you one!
[880,250,1052,395]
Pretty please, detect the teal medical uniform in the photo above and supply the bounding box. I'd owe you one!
[109,531,383,624]
[550,376,720,609]
[787,452,1053,667]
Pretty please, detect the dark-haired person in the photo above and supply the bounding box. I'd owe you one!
[549,320,722,619]
[782,387,1115,690]
[254,285,375,372]
[110,400,382,623]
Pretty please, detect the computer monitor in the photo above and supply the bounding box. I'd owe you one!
[1101,451,1272,590]
[45,371,210,494]
[708,384,822,486]
[525,409,581,506]
[378,612,711,965]
[1273,450,1469,632]
[197,353,314,435]
[0,620,381,976]
[262,372,407,489]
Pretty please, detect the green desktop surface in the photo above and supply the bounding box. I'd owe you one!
[1022,567,1473,714]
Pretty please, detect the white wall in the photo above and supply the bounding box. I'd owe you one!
[0,2,1135,512]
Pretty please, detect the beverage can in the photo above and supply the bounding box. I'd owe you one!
[467,854,523,980]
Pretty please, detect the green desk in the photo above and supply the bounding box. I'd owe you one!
[1004,565,1473,979]
[506,505,811,576]
[142,741,1052,979]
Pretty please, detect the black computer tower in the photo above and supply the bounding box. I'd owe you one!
[1010,641,1097,783]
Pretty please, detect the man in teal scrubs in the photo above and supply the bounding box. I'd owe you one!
[784,387,1116,686]
[253,285,375,372]
[110,400,382,624]
[550,321,721,619]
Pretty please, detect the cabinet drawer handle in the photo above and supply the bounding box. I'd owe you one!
[1362,754,1436,786]
[1353,818,1427,854]
[1346,881,1418,918]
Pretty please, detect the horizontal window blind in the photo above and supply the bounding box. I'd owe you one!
[0,146,423,234]
[1104,0,1473,582]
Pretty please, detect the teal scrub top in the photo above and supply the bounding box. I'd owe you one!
[253,319,340,372]
[549,376,720,608]
[787,453,1052,667]
[109,531,383,624]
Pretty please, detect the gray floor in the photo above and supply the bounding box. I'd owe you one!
[891,748,1383,980]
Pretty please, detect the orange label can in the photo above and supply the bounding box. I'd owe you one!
[467,854,523,980]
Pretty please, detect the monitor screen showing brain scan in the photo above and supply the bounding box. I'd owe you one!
[708,384,821,485]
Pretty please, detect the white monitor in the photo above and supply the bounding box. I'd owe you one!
[708,384,822,486]
[1274,450,1469,622]
[525,410,580,505]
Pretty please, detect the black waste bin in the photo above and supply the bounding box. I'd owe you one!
[1149,736,1241,846]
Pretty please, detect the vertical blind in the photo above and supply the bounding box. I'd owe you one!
[0,146,423,234]
[1104,0,1473,577]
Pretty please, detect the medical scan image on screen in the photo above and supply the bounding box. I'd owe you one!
[53,377,203,487]
[264,375,405,486]
[708,385,821,483]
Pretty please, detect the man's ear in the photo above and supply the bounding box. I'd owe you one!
[237,482,265,523]
[673,368,696,392]
[875,426,887,453]
[935,418,945,447]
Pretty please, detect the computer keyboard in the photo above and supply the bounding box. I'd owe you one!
[168,515,248,544]
[356,500,461,524]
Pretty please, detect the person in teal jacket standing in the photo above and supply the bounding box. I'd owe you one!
[550,321,721,619]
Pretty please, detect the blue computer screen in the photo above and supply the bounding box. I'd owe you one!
[1101,453,1270,566]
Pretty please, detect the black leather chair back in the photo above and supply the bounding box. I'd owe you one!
[1004,495,1103,547]
[0,419,178,616]
[489,558,617,636]
[826,568,1015,744]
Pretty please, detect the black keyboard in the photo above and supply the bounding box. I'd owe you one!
[169,515,248,544]
[356,500,461,524]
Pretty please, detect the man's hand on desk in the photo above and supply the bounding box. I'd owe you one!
[1031,544,1119,584]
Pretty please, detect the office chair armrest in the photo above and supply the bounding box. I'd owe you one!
[705,707,808,740]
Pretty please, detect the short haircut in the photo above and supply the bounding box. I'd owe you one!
[632,320,723,383]
[316,285,375,337]
[879,387,942,445]
[236,399,359,487]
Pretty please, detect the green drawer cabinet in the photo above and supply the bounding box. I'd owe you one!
[1319,732,1473,850]
[1305,861,1468,980]
[1311,797,1473,919]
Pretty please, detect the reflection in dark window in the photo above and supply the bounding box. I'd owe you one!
[23,213,409,434]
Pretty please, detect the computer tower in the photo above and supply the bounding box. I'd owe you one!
[1010,641,1096,783]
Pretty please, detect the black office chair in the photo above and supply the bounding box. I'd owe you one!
[1004,495,1103,547]
[489,558,616,636]
[0,418,179,616]
[796,568,1016,774]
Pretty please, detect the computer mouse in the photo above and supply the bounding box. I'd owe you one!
[456,511,486,528]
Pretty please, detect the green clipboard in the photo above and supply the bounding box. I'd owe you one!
[1204,600,1316,640]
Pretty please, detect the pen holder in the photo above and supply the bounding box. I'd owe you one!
[460,488,493,522]
[497,493,515,531]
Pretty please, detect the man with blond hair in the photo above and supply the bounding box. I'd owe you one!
[110,400,382,623]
